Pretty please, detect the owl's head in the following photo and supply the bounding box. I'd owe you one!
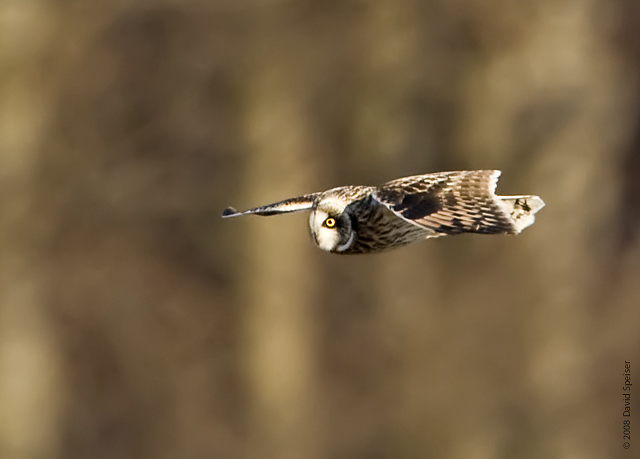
[309,198,356,253]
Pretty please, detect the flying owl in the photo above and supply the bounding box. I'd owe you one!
[222,170,544,254]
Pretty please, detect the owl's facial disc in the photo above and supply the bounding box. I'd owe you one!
[309,208,355,253]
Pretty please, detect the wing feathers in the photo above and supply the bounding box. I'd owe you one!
[374,170,540,236]
[221,194,317,218]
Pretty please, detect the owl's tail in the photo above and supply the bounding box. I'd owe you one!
[498,195,545,233]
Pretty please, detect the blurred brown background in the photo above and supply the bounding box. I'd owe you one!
[1,1,639,458]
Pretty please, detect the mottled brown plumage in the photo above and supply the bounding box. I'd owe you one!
[222,170,544,254]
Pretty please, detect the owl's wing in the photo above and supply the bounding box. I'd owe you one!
[373,170,521,235]
[222,194,318,218]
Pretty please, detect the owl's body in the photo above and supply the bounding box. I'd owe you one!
[223,170,544,254]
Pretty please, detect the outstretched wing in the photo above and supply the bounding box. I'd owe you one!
[222,194,318,218]
[373,170,517,235]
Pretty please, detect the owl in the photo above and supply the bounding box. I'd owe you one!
[222,170,544,254]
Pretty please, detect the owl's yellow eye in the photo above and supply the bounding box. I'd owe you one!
[324,217,336,228]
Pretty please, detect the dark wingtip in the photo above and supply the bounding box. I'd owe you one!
[222,207,239,218]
